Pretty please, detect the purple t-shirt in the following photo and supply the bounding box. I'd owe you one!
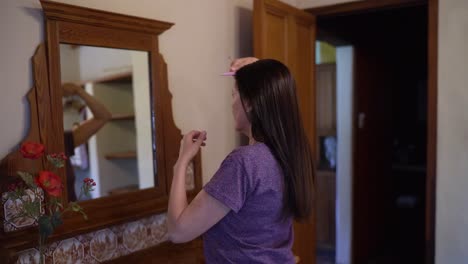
[203,143,294,263]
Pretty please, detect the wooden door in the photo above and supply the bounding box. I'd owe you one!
[352,46,394,263]
[253,0,316,263]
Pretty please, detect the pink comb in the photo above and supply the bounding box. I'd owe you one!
[221,71,235,76]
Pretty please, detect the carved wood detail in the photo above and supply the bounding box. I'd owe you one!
[40,0,173,35]
[0,43,49,261]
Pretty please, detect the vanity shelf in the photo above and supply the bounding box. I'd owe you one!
[105,151,137,160]
[110,114,135,121]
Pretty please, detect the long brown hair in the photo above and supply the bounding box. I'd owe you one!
[235,59,315,220]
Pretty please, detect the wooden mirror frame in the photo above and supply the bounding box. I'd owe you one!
[0,0,202,254]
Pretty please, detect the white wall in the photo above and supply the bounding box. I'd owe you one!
[78,46,132,81]
[84,83,101,199]
[131,51,155,189]
[436,0,468,263]
[60,44,81,82]
[335,46,353,264]
[0,0,44,157]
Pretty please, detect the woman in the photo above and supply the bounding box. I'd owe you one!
[62,83,112,200]
[168,58,315,263]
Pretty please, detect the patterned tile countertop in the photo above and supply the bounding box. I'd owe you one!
[15,213,168,264]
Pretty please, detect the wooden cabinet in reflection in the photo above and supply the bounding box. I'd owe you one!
[315,63,337,252]
[316,63,336,136]
[83,72,140,198]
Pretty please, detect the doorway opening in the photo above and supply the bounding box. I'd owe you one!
[313,4,429,264]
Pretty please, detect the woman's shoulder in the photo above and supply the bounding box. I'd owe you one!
[226,143,274,164]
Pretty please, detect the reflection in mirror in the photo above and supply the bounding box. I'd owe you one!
[60,44,155,201]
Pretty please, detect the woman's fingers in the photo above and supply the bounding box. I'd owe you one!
[186,130,207,142]
[184,130,207,150]
[192,138,207,147]
[188,131,206,140]
[194,131,207,147]
[186,130,200,140]
[194,131,207,141]
[178,130,207,163]
[62,83,80,96]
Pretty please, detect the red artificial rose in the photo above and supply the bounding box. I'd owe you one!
[35,171,63,197]
[20,142,45,159]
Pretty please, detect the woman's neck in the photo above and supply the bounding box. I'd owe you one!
[246,127,256,145]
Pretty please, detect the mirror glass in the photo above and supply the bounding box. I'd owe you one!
[60,44,155,201]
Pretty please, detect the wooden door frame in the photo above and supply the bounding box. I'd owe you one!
[307,0,438,263]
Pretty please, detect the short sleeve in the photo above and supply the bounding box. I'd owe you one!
[203,153,249,213]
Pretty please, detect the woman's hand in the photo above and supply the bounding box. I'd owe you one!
[177,130,207,166]
[62,83,81,97]
[230,57,259,72]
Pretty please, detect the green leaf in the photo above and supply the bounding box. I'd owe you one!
[51,211,63,228]
[79,210,88,221]
[22,200,41,218]
[70,202,82,212]
[17,171,36,188]
[38,215,54,240]
[48,197,63,212]
[47,155,64,168]
[66,202,88,220]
